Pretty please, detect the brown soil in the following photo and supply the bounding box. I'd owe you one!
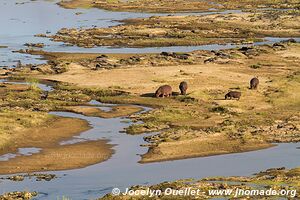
[58,0,300,12]
[0,83,29,92]
[0,117,114,174]
[46,10,300,48]
[0,140,113,174]
[11,43,300,163]
[58,0,215,12]
[0,117,89,155]
[141,133,274,163]
[63,105,143,118]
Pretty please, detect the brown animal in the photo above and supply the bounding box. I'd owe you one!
[155,85,172,98]
[225,91,241,100]
[250,77,259,89]
[179,81,188,95]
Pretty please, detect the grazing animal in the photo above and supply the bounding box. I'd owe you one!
[179,81,188,95]
[225,91,241,100]
[250,77,259,89]
[155,85,172,98]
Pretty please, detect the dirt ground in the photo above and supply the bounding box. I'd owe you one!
[29,44,300,95]
[47,10,300,48]
[12,42,300,163]
[0,116,114,174]
[64,105,143,118]
[0,140,113,174]
[0,81,121,174]
[140,133,273,163]
[58,0,300,12]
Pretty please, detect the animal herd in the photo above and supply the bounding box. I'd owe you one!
[155,81,188,98]
[155,77,259,100]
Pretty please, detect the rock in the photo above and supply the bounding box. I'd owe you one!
[8,175,24,181]
[160,52,190,60]
[212,50,231,59]
[204,57,216,63]
[96,54,108,61]
[34,33,47,37]
[94,63,102,70]
[0,191,37,200]
[4,71,13,76]
[32,173,56,181]
[1,173,57,182]
[24,43,45,48]
[281,38,297,43]
[30,65,38,70]
[160,52,173,57]
[273,42,286,48]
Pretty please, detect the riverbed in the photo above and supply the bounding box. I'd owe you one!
[0,1,299,199]
[0,110,299,199]
[0,0,239,66]
[0,82,298,199]
[1,0,299,67]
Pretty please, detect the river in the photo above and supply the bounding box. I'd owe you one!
[0,81,299,199]
[0,1,299,199]
[1,0,299,67]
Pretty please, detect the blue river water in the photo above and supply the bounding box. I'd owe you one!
[0,1,299,199]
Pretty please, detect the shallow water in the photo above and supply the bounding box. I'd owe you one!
[0,0,243,67]
[0,108,299,199]
[0,148,41,161]
[0,83,299,199]
[18,147,42,156]
[0,153,17,162]
[0,1,299,199]
[0,79,54,92]
[2,0,298,68]
[87,100,114,112]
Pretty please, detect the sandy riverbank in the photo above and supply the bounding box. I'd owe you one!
[0,114,115,175]
[58,0,300,12]
[45,10,300,48]
[10,41,300,163]
[0,79,121,174]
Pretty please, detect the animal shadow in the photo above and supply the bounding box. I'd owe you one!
[140,92,180,98]
[140,93,155,97]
